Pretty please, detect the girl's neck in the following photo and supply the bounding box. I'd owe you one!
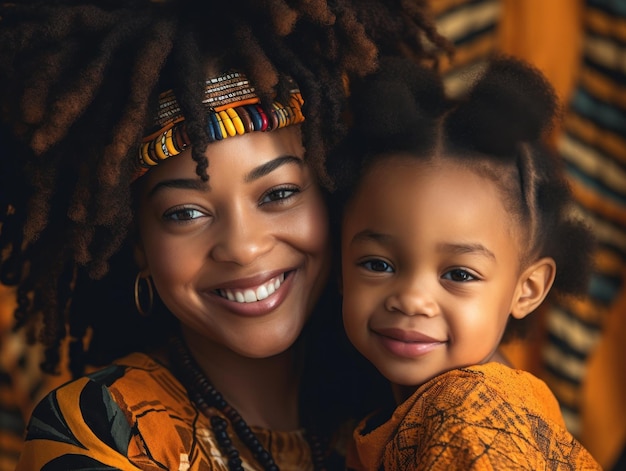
[392,384,418,405]
[181,328,301,431]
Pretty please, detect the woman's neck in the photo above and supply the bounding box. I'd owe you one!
[181,328,301,431]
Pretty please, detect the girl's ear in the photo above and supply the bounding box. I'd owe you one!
[511,257,556,319]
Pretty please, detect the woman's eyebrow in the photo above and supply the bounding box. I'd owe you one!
[244,155,302,183]
[147,178,209,198]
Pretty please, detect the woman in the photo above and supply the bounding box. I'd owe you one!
[0,0,448,469]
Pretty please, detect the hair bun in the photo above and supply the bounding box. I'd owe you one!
[348,56,446,139]
[447,56,559,156]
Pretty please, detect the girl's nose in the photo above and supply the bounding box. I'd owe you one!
[384,280,438,317]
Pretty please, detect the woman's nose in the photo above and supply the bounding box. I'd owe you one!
[209,210,274,266]
[384,279,438,317]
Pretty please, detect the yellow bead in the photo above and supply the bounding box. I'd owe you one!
[227,108,245,135]
[219,110,237,137]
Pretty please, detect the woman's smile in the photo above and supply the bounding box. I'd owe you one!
[137,127,330,357]
[216,272,287,303]
[206,270,296,317]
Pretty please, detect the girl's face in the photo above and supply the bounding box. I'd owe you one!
[341,155,527,389]
[136,126,330,358]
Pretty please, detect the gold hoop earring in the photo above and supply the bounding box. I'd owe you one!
[134,272,154,317]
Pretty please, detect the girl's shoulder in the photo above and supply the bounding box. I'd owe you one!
[352,364,602,471]
[406,363,566,430]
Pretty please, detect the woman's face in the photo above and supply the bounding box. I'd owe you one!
[136,126,330,358]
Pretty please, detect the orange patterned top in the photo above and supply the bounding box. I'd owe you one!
[15,353,323,470]
[347,363,602,470]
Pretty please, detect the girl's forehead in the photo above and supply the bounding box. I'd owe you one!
[360,154,474,183]
[361,153,515,195]
[360,155,498,195]
[350,154,520,228]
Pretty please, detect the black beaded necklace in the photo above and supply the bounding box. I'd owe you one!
[169,336,328,471]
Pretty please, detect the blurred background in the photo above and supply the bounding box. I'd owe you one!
[1,0,625,469]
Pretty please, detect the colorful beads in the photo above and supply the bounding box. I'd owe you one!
[136,71,305,176]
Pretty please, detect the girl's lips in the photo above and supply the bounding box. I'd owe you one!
[204,270,295,317]
[374,327,442,343]
[374,328,446,358]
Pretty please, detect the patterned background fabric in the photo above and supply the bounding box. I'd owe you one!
[1,1,625,469]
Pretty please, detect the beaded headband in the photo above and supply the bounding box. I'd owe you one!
[136,71,305,179]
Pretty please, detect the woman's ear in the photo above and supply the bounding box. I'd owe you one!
[134,241,149,275]
[336,268,343,295]
[511,257,556,319]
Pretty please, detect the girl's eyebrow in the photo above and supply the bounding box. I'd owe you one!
[350,231,496,260]
[350,230,392,245]
[437,242,495,260]
[244,155,302,182]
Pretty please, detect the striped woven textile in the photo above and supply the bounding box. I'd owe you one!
[542,0,626,437]
[431,0,502,97]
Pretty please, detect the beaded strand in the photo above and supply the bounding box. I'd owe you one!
[169,336,327,471]
[136,70,305,179]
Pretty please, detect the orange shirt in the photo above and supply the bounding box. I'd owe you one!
[348,363,602,470]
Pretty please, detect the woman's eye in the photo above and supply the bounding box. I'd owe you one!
[163,206,206,221]
[443,268,476,282]
[360,259,394,273]
[260,186,299,204]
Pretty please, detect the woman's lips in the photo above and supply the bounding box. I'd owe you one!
[374,327,446,358]
[216,273,285,303]
[205,270,295,317]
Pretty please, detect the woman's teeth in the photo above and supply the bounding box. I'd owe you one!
[218,273,285,303]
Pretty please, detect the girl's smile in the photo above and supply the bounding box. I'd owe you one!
[373,327,447,359]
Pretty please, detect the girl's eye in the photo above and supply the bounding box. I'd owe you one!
[163,206,206,222]
[360,259,394,273]
[260,186,299,204]
[443,268,476,282]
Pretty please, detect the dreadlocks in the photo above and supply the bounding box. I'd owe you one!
[0,0,450,375]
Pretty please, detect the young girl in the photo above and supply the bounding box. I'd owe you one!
[330,57,603,469]
[0,1,449,469]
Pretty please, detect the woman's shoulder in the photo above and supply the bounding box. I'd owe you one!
[49,352,188,413]
[43,351,195,438]
[16,352,198,471]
